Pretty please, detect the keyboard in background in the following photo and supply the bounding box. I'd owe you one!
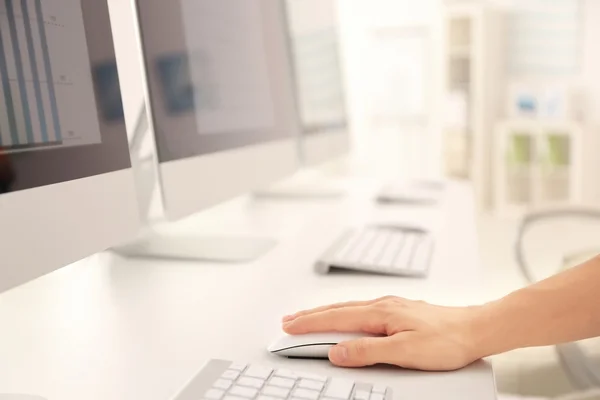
[315,225,434,277]
[173,359,393,400]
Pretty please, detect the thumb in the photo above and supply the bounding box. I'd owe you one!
[328,336,402,367]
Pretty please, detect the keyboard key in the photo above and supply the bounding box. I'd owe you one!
[293,388,320,400]
[371,385,386,394]
[224,396,247,400]
[258,396,280,400]
[230,363,247,371]
[244,365,273,379]
[262,385,291,398]
[332,230,361,261]
[238,376,264,388]
[343,229,376,264]
[230,386,259,398]
[295,371,327,382]
[354,383,371,392]
[269,376,295,388]
[393,233,417,269]
[378,232,405,267]
[370,394,384,400]
[359,230,390,266]
[354,390,369,400]
[222,370,241,380]
[274,369,298,379]
[411,236,433,272]
[204,389,225,400]
[298,379,324,391]
[324,378,355,399]
[214,379,233,390]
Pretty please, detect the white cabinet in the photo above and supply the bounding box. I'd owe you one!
[494,119,583,215]
[441,2,504,210]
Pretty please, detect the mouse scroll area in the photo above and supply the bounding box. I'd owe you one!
[273,343,333,359]
[268,332,379,359]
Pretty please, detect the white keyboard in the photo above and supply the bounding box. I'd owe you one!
[315,225,434,277]
[173,359,393,400]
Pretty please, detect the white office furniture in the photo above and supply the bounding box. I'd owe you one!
[0,178,495,400]
[494,119,583,216]
[441,1,504,211]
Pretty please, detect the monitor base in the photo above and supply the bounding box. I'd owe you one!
[112,233,277,263]
[375,180,445,205]
[254,170,347,199]
[254,183,346,199]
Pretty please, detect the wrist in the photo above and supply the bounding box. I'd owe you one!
[467,299,520,359]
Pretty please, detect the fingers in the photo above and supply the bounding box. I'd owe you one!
[329,335,409,367]
[282,300,375,322]
[283,305,388,335]
[282,296,395,322]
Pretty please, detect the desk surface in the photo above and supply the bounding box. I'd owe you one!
[0,178,496,400]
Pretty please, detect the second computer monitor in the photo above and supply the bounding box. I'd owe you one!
[285,0,350,167]
[134,0,300,221]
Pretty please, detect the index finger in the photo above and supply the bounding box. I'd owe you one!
[283,296,393,322]
[282,305,388,335]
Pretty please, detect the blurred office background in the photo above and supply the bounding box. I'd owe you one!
[319,0,600,398]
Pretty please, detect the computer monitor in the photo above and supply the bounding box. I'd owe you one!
[0,0,139,294]
[110,0,300,261]
[285,0,350,167]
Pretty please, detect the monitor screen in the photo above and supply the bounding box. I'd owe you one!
[135,0,298,164]
[0,0,131,194]
[285,0,348,136]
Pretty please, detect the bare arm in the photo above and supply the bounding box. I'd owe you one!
[475,255,600,358]
[281,255,600,370]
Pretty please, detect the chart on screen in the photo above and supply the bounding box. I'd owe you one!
[286,0,347,132]
[0,0,101,153]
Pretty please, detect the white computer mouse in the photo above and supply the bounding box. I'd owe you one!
[268,332,378,358]
[0,395,47,400]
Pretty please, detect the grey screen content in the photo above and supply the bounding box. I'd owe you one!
[0,0,131,193]
[135,0,298,164]
[284,0,349,136]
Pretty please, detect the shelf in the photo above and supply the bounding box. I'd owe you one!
[448,17,471,48]
[448,46,471,58]
[494,120,583,215]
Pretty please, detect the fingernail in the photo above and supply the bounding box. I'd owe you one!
[329,345,348,362]
[282,315,295,322]
[282,321,293,329]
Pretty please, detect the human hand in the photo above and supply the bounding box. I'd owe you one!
[282,296,486,371]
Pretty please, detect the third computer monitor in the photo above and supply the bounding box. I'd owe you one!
[134,0,301,221]
[285,0,350,167]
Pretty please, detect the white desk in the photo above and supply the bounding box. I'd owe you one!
[0,179,496,400]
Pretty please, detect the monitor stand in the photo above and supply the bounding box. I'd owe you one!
[112,231,277,262]
[375,179,446,205]
[117,104,277,263]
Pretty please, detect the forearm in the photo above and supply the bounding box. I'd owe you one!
[474,255,600,357]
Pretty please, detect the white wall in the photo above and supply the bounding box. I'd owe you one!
[337,0,443,180]
[581,0,600,125]
[580,0,600,204]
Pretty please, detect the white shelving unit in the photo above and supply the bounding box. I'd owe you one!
[441,2,504,211]
[494,119,583,216]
